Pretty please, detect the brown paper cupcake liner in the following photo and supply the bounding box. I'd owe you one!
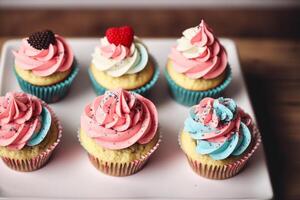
[179,124,261,179]
[1,101,62,172]
[80,133,161,177]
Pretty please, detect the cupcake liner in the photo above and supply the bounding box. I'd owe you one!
[179,124,261,179]
[1,101,63,172]
[88,58,160,96]
[87,153,148,177]
[79,133,161,177]
[164,67,232,106]
[14,61,79,103]
[1,149,53,172]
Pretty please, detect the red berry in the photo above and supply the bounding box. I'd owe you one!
[105,26,134,48]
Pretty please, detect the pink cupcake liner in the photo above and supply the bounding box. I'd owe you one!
[180,124,261,179]
[1,150,53,172]
[1,100,63,172]
[81,135,161,177]
[88,153,149,176]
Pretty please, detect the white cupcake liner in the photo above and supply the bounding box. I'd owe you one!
[179,124,261,179]
[78,129,161,176]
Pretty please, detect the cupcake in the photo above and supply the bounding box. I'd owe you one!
[165,20,232,106]
[0,92,62,171]
[12,30,79,103]
[88,26,159,96]
[179,97,261,179]
[79,89,160,176]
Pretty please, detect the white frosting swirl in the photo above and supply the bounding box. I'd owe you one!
[91,37,148,77]
[176,22,215,59]
[169,20,228,79]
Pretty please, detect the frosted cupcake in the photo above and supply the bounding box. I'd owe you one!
[179,97,261,179]
[0,92,62,171]
[13,30,78,103]
[89,26,159,96]
[79,89,160,176]
[165,20,232,106]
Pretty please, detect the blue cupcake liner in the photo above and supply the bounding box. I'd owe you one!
[88,60,160,96]
[14,62,79,103]
[164,67,232,106]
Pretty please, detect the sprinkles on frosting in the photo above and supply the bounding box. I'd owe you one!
[0,92,52,150]
[184,97,253,160]
[80,89,158,150]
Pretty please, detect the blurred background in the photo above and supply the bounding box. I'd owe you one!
[1,1,300,200]
[0,0,300,38]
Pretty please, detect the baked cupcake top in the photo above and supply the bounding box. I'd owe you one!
[169,20,228,80]
[91,26,149,77]
[184,97,253,160]
[81,89,158,150]
[12,30,74,77]
[0,92,52,150]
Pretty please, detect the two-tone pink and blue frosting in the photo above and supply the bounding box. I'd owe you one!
[0,92,52,150]
[184,97,252,160]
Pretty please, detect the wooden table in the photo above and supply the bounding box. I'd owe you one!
[0,37,299,200]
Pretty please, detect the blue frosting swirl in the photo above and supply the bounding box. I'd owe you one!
[184,97,252,160]
[27,107,52,146]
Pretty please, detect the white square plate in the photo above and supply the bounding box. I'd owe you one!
[0,38,273,199]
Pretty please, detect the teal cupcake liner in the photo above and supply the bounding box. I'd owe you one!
[164,67,232,106]
[88,61,160,96]
[14,63,79,103]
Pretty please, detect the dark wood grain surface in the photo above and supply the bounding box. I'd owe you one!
[0,8,300,38]
[236,39,300,200]
[0,8,300,200]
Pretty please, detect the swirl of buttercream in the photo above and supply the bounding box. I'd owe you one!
[81,89,158,150]
[91,37,148,77]
[12,34,74,77]
[169,20,228,79]
[184,97,252,160]
[0,92,52,150]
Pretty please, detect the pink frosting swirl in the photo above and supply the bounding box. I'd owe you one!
[169,20,228,79]
[100,37,133,61]
[194,98,251,143]
[81,89,158,150]
[0,92,42,150]
[12,35,74,77]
